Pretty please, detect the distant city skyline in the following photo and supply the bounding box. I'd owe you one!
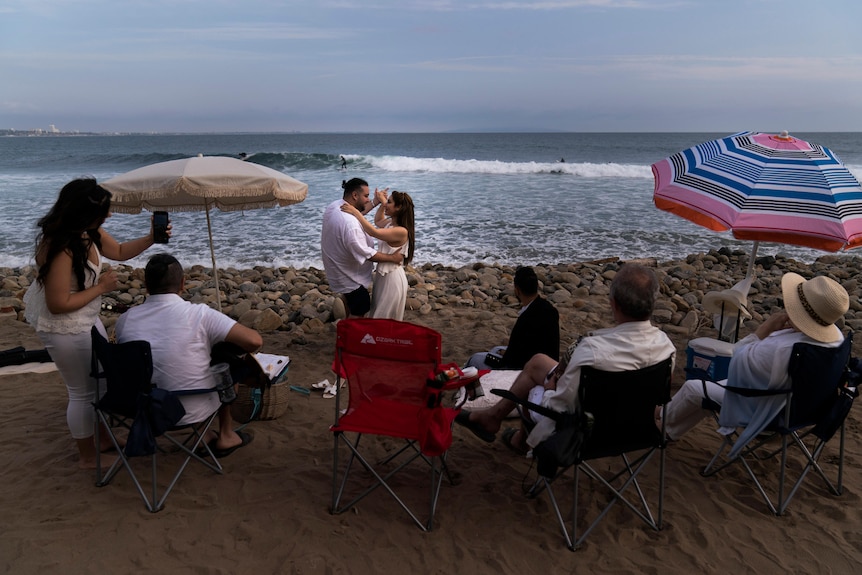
[2,1,861,134]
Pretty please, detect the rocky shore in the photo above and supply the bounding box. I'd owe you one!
[3,248,861,381]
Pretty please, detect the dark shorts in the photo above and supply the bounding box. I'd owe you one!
[343,286,371,317]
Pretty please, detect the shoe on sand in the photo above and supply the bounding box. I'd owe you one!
[501,427,528,456]
[455,410,496,443]
[208,431,253,458]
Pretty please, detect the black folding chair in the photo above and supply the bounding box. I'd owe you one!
[493,356,673,550]
[91,327,224,512]
[701,334,855,515]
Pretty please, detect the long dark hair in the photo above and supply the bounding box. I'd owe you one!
[390,191,415,265]
[35,178,112,290]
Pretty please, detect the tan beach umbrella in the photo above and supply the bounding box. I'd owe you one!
[102,155,308,310]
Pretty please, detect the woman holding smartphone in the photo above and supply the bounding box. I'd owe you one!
[24,178,166,469]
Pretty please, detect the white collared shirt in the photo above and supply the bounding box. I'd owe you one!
[320,199,376,294]
[116,293,236,425]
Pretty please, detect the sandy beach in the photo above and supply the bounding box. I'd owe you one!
[2,253,862,574]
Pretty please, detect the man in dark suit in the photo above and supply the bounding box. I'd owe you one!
[466,266,560,370]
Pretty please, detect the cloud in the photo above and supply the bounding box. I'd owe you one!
[323,0,664,10]
[594,54,862,83]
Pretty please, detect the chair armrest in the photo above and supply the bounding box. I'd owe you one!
[698,379,791,411]
[720,384,792,398]
[441,376,474,391]
[490,388,565,422]
[161,387,219,397]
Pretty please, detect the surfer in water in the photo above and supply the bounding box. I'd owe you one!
[340,155,347,169]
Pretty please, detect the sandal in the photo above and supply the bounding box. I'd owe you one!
[501,427,528,456]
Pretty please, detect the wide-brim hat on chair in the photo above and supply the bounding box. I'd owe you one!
[702,288,752,319]
[781,273,849,343]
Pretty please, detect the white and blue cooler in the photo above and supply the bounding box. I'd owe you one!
[685,337,734,381]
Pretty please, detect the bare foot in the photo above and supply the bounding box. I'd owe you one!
[100,437,126,452]
[469,411,501,436]
[213,430,243,451]
[98,423,125,451]
[80,453,118,470]
[501,428,529,455]
[202,429,219,445]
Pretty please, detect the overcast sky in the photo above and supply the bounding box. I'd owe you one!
[2,0,861,133]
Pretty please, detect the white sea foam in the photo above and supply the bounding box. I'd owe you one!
[360,155,651,178]
[2,133,859,271]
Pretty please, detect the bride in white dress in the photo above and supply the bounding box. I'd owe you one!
[341,189,415,320]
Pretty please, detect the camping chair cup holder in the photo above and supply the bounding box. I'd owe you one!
[210,363,237,404]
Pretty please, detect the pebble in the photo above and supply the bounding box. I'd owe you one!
[0,250,860,346]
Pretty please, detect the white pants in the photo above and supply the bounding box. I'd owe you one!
[525,363,560,428]
[663,378,727,440]
[37,322,107,439]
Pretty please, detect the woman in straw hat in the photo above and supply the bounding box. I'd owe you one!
[659,273,849,447]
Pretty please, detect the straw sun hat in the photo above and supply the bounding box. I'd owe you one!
[702,288,752,319]
[781,273,849,343]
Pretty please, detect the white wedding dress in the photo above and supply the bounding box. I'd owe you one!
[369,227,408,320]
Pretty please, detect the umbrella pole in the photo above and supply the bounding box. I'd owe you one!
[746,241,760,279]
[205,202,223,312]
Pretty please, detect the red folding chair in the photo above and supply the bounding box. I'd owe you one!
[329,318,474,531]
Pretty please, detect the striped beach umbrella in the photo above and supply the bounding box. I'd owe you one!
[652,131,862,266]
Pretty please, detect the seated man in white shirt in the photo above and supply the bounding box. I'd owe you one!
[116,254,263,457]
[456,263,676,455]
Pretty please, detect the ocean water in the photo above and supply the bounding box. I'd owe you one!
[1,132,861,271]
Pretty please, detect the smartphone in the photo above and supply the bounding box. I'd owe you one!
[485,352,503,368]
[153,211,170,244]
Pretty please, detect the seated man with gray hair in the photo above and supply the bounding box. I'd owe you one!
[457,263,676,454]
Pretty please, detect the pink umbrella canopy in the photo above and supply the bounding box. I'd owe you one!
[652,131,862,253]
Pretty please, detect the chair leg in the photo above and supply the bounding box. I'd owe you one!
[331,433,362,515]
[776,432,841,515]
[538,449,664,551]
[93,410,130,488]
[98,413,221,513]
[657,445,665,529]
[156,424,223,513]
[837,421,846,494]
[330,431,443,531]
[426,455,446,531]
[331,430,342,515]
[534,473,573,550]
[705,427,845,516]
[701,436,733,476]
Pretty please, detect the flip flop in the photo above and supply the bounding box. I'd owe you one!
[501,427,528,456]
[455,410,496,443]
[208,430,253,458]
[311,379,330,390]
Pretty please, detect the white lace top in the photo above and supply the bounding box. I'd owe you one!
[24,251,102,334]
[373,224,407,277]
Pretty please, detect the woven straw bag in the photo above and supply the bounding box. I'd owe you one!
[230,379,290,422]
